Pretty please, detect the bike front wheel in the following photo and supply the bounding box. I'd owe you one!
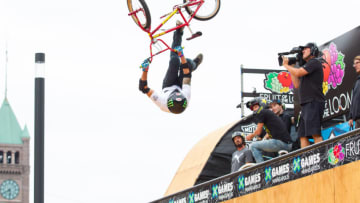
[127,0,151,30]
[184,0,220,21]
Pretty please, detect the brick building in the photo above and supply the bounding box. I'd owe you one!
[0,98,30,203]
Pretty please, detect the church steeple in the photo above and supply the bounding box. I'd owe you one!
[0,98,29,145]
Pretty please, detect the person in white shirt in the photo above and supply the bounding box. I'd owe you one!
[138,21,203,114]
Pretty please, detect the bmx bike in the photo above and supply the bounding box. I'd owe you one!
[127,0,221,62]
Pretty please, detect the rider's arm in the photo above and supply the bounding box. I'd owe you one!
[246,123,264,141]
[141,71,170,112]
[140,71,154,97]
[148,90,171,113]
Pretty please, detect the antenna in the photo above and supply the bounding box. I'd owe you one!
[5,41,8,98]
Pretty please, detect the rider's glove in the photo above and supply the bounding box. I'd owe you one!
[140,59,150,72]
[174,46,184,57]
[139,79,150,94]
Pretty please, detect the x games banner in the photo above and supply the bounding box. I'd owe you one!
[263,26,360,121]
[156,130,360,203]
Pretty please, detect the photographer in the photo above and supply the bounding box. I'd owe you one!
[282,43,325,148]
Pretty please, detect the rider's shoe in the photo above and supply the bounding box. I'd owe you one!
[176,20,185,33]
[192,53,203,72]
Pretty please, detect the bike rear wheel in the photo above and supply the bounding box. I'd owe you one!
[184,0,220,21]
[127,0,151,29]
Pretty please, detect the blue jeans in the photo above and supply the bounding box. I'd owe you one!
[162,29,196,89]
[250,139,292,163]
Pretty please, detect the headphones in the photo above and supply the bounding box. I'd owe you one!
[305,42,319,57]
[310,44,319,57]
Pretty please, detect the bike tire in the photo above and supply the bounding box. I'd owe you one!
[127,0,151,29]
[184,0,220,21]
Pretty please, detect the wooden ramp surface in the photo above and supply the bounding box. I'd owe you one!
[164,121,238,196]
[224,160,360,203]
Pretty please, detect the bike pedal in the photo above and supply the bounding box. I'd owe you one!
[186,31,202,40]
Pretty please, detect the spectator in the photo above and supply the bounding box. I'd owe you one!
[138,20,203,114]
[231,131,254,172]
[270,99,300,151]
[349,55,360,129]
[269,99,292,134]
[245,98,293,163]
[282,42,325,148]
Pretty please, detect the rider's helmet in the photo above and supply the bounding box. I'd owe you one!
[246,97,267,111]
[232,131,245,146]
[167,90,187,114]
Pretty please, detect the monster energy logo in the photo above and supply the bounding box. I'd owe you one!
[293,156,301,173]
[265,167,272,183]
[238,176,245,191]
[211,184,218,199]
[183,100,187,108]
[168,99,174,107]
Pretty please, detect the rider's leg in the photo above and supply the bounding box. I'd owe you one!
[162,27,184,89]
[300,137,310,148]
[171,26,183,55]
[177,58,196,83]
[250,139,291,163]
[249,142,265,163]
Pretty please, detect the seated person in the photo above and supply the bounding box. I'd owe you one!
[231,131,254,172]
[270,99,300,150]
[269,99,292,134]
[245,98,293,163]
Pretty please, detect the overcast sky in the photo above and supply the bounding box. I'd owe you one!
[0,0,359,202]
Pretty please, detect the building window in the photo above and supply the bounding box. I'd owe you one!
[15,152,20,164]
[0,151,3,164]
[7,151,11,164]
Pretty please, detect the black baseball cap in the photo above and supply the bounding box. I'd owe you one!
[299,42,316,49]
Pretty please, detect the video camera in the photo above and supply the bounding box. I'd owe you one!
[278,46,305,66]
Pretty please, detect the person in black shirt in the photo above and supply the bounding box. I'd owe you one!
[269,99,292,134]
[283,42,325,148]
[349,55,360,129]
[245,98,292,163]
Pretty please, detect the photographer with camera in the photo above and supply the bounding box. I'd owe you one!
[281,43,325,148]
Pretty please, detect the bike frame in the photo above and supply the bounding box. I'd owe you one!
[129,0,204,62]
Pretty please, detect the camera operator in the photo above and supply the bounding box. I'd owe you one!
[282,43,325,148]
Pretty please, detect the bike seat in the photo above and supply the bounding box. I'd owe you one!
[186,31,202,40]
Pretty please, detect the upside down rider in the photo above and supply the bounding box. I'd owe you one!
[138,21,203,114]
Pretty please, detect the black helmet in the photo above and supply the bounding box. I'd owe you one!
[246,97,267,110]
[300,42,319,57]
[167,90,187,114]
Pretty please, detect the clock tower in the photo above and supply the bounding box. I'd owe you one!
[0,98,30,203]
